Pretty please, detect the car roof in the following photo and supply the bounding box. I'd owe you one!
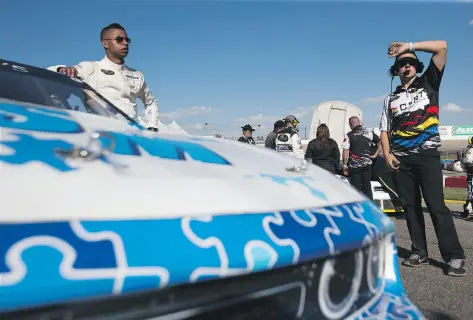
[0,57,85,87]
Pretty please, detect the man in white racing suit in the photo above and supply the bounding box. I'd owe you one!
[47,23,159,131]
[275,115,304,160]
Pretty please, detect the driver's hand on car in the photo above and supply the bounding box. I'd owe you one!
[385,153,400,172]
[58,67,78,78]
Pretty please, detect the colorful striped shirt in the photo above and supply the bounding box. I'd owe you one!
[379,58,444,157]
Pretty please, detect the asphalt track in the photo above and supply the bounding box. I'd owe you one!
[391,203,473,320]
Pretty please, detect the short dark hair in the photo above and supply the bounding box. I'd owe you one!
[273,120,285,130]
[100,23,125,40]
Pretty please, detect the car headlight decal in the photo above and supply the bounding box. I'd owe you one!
[318,249,364,319]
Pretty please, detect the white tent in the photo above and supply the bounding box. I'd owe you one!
[167,120,191,136]
[158,120,170,132]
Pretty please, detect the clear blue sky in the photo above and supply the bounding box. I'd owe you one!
[1,0,472,137]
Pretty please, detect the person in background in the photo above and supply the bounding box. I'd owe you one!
[341,116,379,200]
[265,120,286,149]
[458,136,473,219]
[380,40,465,275]
[238,124,256,144]
[304,123,340,174]
[275,115,304,159]
[47,23,159,131]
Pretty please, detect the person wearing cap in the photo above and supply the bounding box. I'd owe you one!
[238,124,256,144]
[265,120,286,150]
[275,115,304,159]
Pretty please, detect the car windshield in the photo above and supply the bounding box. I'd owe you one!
[0,60,135,124]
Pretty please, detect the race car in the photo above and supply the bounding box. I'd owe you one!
[0,58,424,319]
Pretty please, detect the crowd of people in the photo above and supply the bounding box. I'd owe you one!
[48,22,466,276]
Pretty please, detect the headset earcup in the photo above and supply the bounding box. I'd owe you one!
[417,60,424,73]
[389,64,397,76]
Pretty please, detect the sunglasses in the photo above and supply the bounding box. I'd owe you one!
[105,36,132,44]
[396,58,417,68]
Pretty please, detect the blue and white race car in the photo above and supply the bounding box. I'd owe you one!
[0,58,424,319]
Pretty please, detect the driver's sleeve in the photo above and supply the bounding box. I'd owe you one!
[47,61,96,81]
[138,76,159,129]
[291,133,304,160]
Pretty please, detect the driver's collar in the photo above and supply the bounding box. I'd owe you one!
[102,55,126,70]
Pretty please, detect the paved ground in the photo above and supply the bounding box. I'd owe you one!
[391,203,473,320]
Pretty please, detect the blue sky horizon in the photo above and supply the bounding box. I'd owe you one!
[1,0,472,137]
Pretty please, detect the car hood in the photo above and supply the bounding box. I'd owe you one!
[0,100,386,221]
[0,100,396,312]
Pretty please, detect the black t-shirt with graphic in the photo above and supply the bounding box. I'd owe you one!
[341,125,380,169]
[380,58,444,157]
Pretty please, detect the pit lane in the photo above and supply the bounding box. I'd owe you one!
[392,202,473,320]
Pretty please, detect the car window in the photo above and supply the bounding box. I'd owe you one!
[0,63,133,124]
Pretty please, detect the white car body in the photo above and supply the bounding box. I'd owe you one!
[0,58,423,319]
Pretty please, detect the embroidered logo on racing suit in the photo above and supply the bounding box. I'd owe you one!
[101,69,115,75]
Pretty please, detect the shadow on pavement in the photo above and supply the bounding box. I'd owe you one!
[423,310,460,320]
[397,246,449,274]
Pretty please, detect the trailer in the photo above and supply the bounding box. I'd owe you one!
[309,101,363,155]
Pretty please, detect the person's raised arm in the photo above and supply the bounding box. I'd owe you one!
[388,40,447,90]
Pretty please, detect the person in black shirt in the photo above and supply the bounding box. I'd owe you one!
[380,40,465,276]
[305,124,340,174]
[341,116,379,200]
[238,124,256,144]
[265,120,286,149]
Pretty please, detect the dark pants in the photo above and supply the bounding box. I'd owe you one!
[372,156,402,208]
[349,165,373,200]
[466,168,473,201]
[314,160,336,174]
[394,149,465,261]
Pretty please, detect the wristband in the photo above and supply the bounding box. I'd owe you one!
[409,42,415,52]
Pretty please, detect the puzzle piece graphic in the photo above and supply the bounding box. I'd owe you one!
[0,222,116,274]
[0,133,77,171]
[354,293,423,320]
[0,102,84,133]
[0,132,118,172]
[259,174,328,201]
[269,201,383,260]
[121,275,162,293]
[187,213,297,275]
[81,219,221,286]
[0,245,114,311]
[269,209,334,261]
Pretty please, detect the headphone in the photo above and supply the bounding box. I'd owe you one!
[388,57,424,77]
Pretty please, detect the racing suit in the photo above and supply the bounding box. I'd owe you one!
[275,127,304,160]
[48,56,159,129]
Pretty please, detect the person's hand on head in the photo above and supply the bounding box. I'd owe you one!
[388,42,410,58]
[58,67,78,78]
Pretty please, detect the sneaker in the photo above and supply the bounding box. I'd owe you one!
[447,259,467,276]
[402,254,429,267]
[461,203,471,218]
